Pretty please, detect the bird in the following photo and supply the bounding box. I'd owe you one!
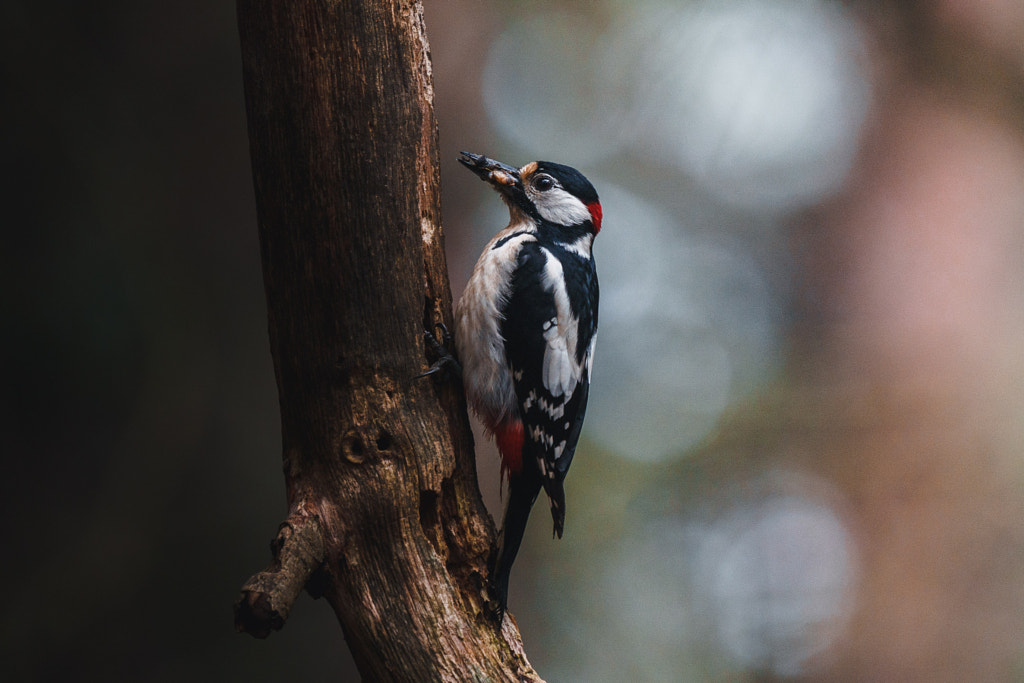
[451,151,601,621]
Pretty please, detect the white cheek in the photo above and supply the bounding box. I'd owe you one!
[532,187,591,226]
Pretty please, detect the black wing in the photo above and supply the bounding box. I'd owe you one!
[501,241,598,537]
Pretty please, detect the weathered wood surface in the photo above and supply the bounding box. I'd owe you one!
[233,1,542,680]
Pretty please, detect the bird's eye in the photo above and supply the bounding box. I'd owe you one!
[534,175,555,192]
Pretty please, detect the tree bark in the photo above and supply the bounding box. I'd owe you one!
[232,1,542,680]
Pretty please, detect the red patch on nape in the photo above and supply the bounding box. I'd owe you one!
[494,420,524,480]
[587,201,603,234]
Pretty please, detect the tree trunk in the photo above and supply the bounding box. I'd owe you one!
[232,1,542,680]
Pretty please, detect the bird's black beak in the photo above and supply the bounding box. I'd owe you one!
[458,151,521,192]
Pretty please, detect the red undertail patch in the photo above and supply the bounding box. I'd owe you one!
[494,420,525,480]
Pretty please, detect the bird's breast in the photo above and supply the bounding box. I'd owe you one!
[455,223,536,427]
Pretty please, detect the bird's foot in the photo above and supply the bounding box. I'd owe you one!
[416,323,462,379]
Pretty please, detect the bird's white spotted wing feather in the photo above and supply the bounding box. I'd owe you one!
[538,247,583,398]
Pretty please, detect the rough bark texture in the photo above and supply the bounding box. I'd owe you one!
[233,1,542,680]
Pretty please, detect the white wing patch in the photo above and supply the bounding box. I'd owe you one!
[523,389,538,411]
[529,425,554,449]
[537,395,565,420]
[539,248,583,398]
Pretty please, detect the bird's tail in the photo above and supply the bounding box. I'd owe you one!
[546,482,566,539]
[489,474,542,622]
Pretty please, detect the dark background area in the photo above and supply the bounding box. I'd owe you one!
[2,1,357,679]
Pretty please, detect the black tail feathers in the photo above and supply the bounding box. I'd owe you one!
[547,483,565,539]
[488,475,541,623]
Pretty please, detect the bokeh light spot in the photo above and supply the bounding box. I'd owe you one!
[609,0,870,210]
[690,486,858,676]
[482,12,631,164]
[584,183,780,460]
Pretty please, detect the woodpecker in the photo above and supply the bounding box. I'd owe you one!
[453,151,601,621]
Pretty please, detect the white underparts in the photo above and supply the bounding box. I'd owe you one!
[455,219,537,427]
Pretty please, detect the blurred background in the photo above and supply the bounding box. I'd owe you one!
[4,0,1024,680]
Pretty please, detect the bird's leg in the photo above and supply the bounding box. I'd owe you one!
[416,322,462,379]
[484,542,508,626]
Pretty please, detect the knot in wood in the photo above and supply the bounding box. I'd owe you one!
[340,429,368,464]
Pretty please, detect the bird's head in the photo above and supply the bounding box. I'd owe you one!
[459,151,602,234]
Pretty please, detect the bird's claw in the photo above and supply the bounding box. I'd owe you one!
[416,323,462,379]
